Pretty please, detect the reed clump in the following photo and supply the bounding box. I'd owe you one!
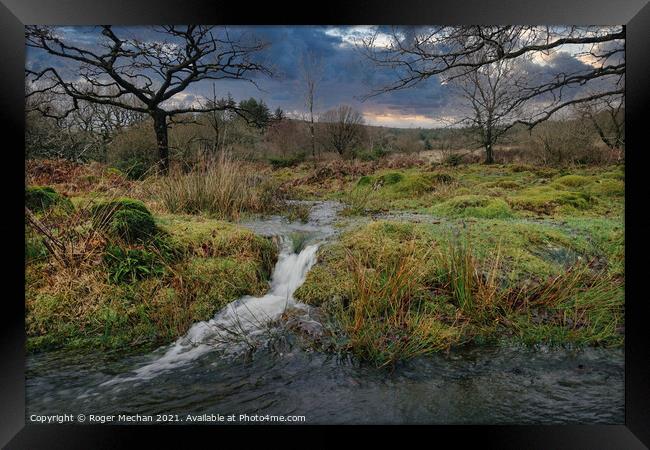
[158,153,284,220]
[298,220,624,367]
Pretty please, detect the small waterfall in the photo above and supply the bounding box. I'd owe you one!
[109,236,320,382]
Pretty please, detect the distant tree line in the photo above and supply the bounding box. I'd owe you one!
[24,25,624,173]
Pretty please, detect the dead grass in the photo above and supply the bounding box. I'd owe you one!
[26,159,132,196]
[158,152,284,220]
[334,240,459,367]
[299,220,623,365]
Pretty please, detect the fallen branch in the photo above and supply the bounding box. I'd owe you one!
[25,206,67,265]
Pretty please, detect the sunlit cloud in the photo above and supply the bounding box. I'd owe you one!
[363,111,460,128]
[324,26,393,48]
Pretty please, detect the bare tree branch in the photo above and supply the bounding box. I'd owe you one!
[25,25,272,173]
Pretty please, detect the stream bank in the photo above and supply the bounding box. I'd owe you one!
[26,200,624,424]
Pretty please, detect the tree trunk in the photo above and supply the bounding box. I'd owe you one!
[485,143,494,164]
[101,134,110,164]
[309,106,316,159]
[212,116,220,155]
[484,120,495,164]
[153,111,170,174]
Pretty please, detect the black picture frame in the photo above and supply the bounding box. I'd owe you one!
[2,1,649,447]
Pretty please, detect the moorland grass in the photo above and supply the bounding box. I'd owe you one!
[25,205,278,353]
[281,163,623,220]
[295,219,624,366]
[25,160,624,365]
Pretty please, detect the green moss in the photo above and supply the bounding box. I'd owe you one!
[25,186,74,213]
[180,256,268,321]
[430,195,513,219]
[587,178,624,196]
[108,209,157,243]
[483,180,522,189]
[392,173,436,195]
[562,217,624,276]
[26,214,278,353]
[91,197,159,243]
[156,213,277,276]
[600,169,625,181]
[508,186,593,214]
[294,244,353,306]
[379,172,405,185]
[91,197,151,221]
[357,175,372,186]
[552,174,592,188]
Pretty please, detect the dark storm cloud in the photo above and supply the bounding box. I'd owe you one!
[27,25,454,124]
[25,25,620,128]
[220,26,456,121]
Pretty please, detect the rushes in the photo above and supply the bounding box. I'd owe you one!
[444,235,475,312]
[336,240,459,368]
[348,241,424,331]
[316,221,623,367]
[509,264,624,346]
[438,234,506,319]
[158,153,281,220]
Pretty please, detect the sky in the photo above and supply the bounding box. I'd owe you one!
[25,25,621,129]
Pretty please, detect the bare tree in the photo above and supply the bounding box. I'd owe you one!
[300,50,324,159]
[73,99,145,162]
[25,25,271,173]
[530,118,593,165]
[202,85,236,155]
[452,52,526,163]
[574,96,625,151]
[273,107,285,121]
[359,26,624,129]
[320,105,365,157]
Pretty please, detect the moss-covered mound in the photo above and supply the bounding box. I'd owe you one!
[552,175,592,188]
[92,198,157,243]
[25,186,74,213]
[26,214,279,353]
[430,195,513,219]
[91,197,151,221]
[379,172,405,185]
[509,187,593,215]
[108,209,157,243]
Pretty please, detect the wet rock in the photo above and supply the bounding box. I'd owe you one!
[281,306,327,342]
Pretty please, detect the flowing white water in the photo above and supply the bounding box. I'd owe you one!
[103,237,320,383]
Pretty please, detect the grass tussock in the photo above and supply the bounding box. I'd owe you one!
[430,195,513,219]
[24,165,279,353]
[158,153,284,220]
[332,240,460,367]
[297,220,623,367]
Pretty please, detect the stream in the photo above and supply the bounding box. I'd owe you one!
[25,201,624,424]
